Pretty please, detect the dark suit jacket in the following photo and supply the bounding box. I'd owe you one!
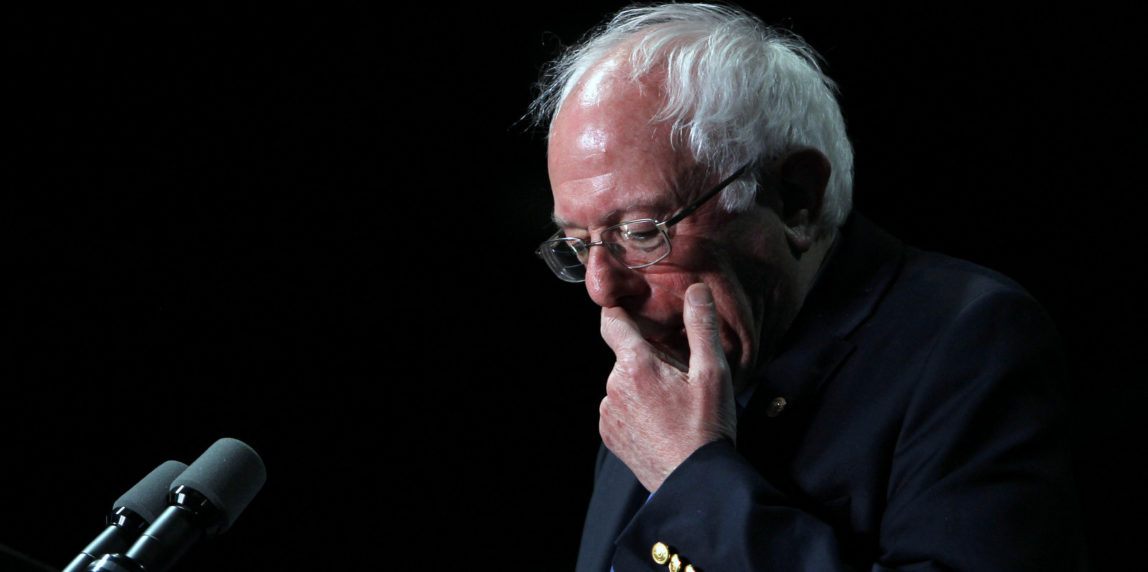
[576,214,1087,571]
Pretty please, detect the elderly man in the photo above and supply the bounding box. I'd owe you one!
[531,3,1086,571]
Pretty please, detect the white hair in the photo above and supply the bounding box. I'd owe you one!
[530,2,853,233]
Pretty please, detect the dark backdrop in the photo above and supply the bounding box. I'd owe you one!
[7,3,1143,570]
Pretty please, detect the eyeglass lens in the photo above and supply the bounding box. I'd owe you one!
[544,240,588,282]
[541,220,669,282]
[604,220,667,266]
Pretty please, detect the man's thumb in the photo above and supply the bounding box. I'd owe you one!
[684,283,725,376]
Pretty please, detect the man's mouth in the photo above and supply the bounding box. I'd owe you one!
[644,327,689,371]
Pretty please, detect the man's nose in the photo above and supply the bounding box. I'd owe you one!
[584,244,646,308]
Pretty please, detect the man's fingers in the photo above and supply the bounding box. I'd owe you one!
[684,283,726,377]
[600,305,643,351]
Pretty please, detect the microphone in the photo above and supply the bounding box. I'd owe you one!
[87,438,267,572]
[62,461,188,572]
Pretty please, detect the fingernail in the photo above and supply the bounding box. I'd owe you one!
[687,285,713,307]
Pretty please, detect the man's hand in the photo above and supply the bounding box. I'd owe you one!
[598,283,737,492]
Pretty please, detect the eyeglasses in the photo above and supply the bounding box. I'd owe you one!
[536,163,750,283]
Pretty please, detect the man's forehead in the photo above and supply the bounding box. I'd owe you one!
[547,51,702,230]
[550,175,684,230]
[547,142,704,230]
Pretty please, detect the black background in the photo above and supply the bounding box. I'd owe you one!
[6,2,1144,570]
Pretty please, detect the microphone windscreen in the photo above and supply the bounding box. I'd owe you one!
[173,438,267,533]
[114,460,189,523]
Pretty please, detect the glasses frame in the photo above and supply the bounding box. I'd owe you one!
[537,162,751,282]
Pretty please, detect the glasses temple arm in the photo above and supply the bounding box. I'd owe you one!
[663,163,750,227]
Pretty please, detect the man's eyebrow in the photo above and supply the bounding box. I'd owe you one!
[551,204,675,229]
[550,210,621,229]
[550,213,575,228]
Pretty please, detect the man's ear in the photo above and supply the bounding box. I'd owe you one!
[773,148,831,254]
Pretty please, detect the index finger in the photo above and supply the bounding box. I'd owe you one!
[600,305,644,353]
[601,305,688,372]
